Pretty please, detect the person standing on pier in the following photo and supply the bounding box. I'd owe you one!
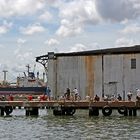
[64,88,70,100]
[46,87,51,100]
[73,88,79,100]
[136,88,140,101]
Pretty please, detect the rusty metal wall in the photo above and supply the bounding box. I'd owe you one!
[48,55,103,99]
[47,53,140,100]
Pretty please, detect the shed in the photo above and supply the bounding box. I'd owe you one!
[36,45,140,100]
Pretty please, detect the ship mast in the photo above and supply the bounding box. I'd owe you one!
[26,64,30,77]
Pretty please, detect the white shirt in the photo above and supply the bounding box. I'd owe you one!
[136,89,140,97]
[73,88,78,95]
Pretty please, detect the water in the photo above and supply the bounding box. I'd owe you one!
[0,109,140,140]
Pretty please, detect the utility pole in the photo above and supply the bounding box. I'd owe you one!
[3,70,8,85]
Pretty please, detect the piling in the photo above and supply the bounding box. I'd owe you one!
[26,107,39,116]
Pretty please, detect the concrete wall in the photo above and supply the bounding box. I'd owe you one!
[47,53,140,100]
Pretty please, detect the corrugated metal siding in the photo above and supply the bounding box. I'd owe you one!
[103,55,124,98]
[93,55,103,98]
[123,54,140,97]
[48,55,98,98]
[56,56,88,98]
[48,52,140,100]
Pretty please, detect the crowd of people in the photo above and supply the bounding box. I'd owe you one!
[0,87,140,102]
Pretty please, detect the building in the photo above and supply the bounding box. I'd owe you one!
[36,45,140,100]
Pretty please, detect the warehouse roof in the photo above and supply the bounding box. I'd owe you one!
[36,45,140,60]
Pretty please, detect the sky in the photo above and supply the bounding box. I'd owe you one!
[0,0,140,81]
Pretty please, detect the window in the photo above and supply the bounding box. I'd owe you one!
[131,58,136,69]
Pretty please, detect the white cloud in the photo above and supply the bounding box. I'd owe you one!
[39,11,52,21]
[17,38,26,44]
[0,44,5,48]
[56,19,83,37]
[45,38,59,46]
[0,0,45,18]
[95,0,140,22]
[70,43,101,52]
[16,51,34,64]
[0,20,12,34]
[120,24,140,34]
[59,0,100,25]
[20,23,45,35]
[70,44,87,52]
[56,0,100,37]
[115,38,137,47]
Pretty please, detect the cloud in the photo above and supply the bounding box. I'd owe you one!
[120,24,140,34]
[95,0,140,22]
[70,44,87,52]
[0,20,12,34]
[39,11,53,21]
[56,0,100,37]
[0,0,45,18]
[0,44,5,48]
[70,43,101,52]
[45,38,59,46]
[17,38,26,44]
[20,23,45,35]
[16,50,34,66]
[115,37,137,47]
[59,0,100,25]
[56,19,83,37]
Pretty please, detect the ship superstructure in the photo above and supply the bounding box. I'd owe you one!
[0,65,46,95]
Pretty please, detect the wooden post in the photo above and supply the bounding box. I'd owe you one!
[25,107,39,116]
[0,107,4,116]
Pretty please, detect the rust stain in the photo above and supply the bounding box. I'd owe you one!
[85,56,95,97]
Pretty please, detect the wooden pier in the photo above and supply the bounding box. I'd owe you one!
[0,100,140,116]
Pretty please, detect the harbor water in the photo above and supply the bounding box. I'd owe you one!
[0,109,140,140]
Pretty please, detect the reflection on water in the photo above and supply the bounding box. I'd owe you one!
[0,109,140,140]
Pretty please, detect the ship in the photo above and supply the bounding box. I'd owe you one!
[0,65,46,95]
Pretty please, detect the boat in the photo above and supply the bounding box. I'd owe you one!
[0,65,46,95]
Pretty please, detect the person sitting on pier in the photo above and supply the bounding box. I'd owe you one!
[103,95,108,101]
[1,95,6,101]
[28,95,33,101]
[40,94,47,101]
[127,91,133,101]
[64,88,70,100]
[94,94,100,101]
[136,88,140,101]
[117,94,122,101]
[8,94,14,101]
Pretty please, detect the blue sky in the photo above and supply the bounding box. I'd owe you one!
[0,0,140,81]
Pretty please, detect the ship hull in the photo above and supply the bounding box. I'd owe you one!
[0,87,46,95]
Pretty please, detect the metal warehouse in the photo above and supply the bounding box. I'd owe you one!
[36,45,140,100]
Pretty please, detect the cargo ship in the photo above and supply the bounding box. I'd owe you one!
[0,65,46,95]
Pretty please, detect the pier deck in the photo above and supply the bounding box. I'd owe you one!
[0,100,140,116]
[0,100,139,108]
